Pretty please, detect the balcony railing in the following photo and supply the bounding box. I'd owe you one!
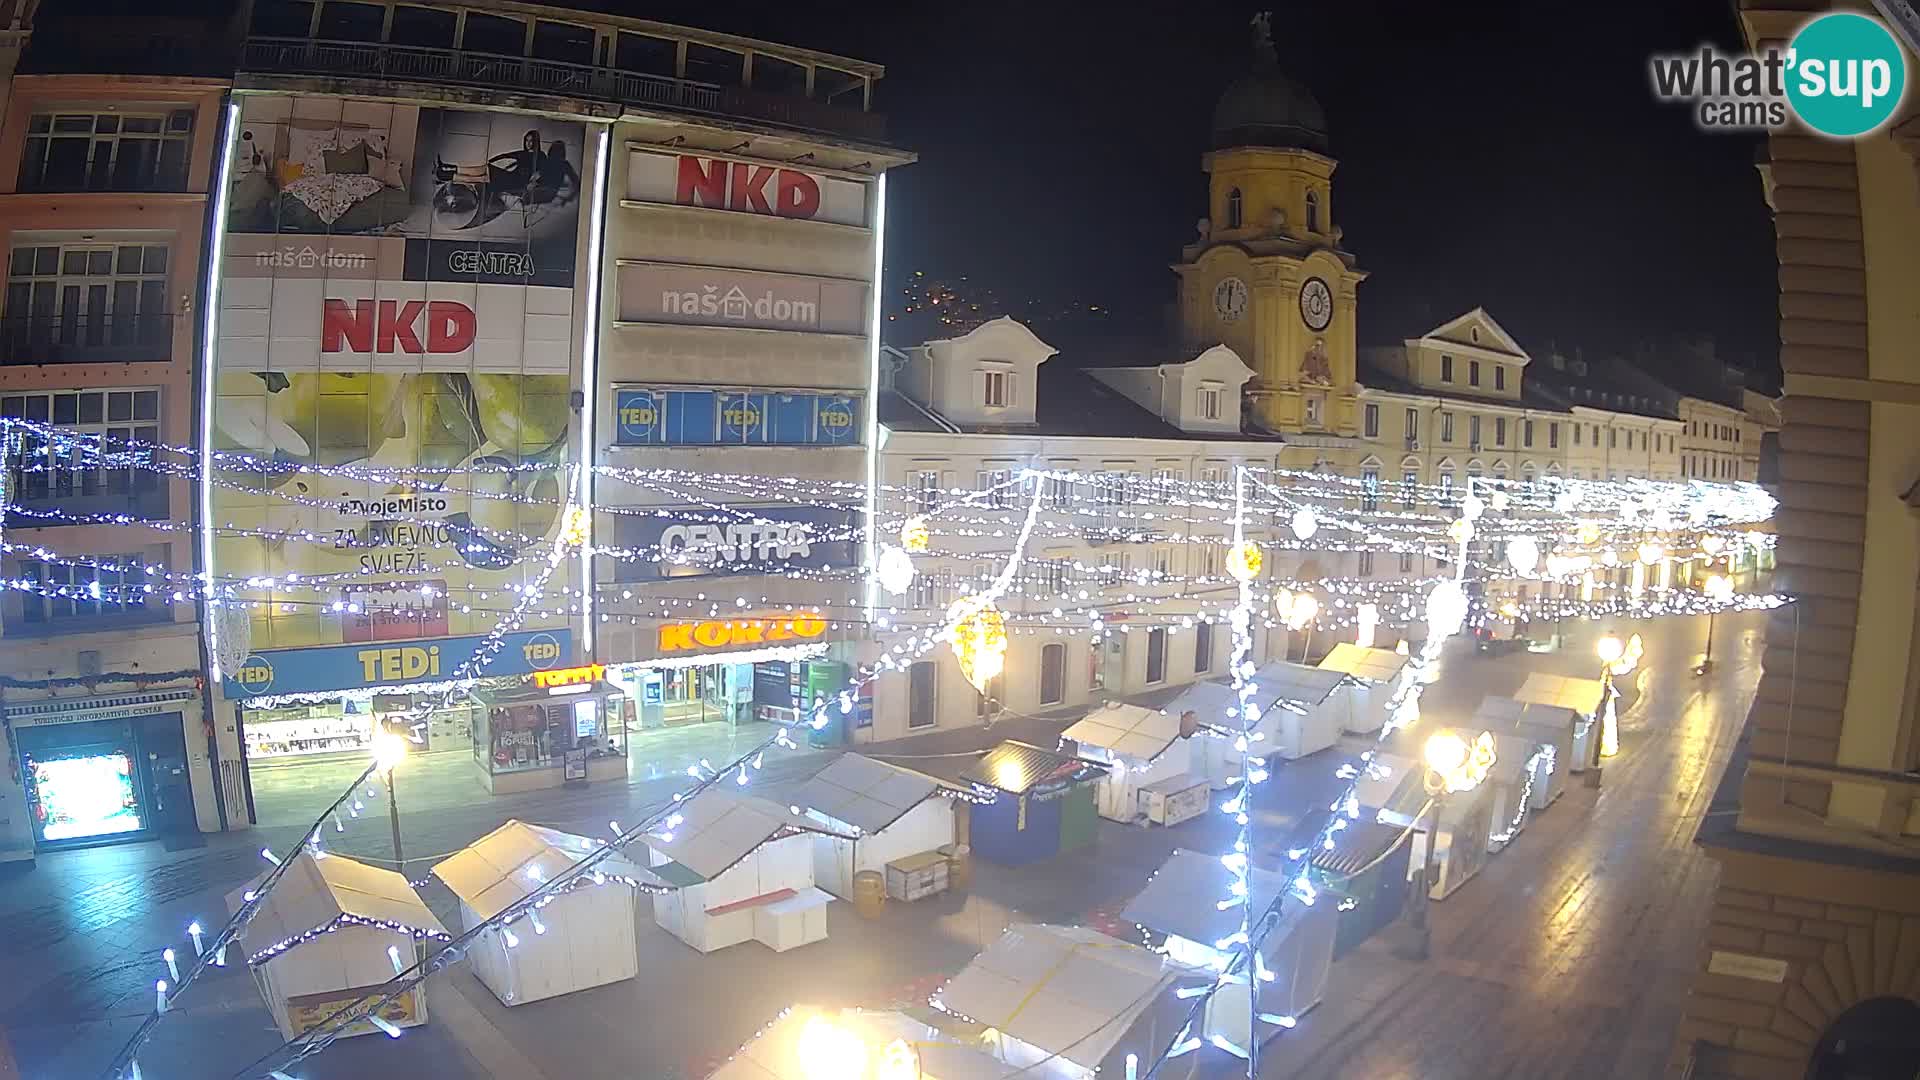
[0,314,174,366]
[1738,757,1920,856]
[239,38,888,143]
[5,482,170,527]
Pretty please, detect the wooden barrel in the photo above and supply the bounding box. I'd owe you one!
[946,844,972,890]
[853,870,886,918]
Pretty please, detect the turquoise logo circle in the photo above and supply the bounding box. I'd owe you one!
[1786,13,1907,137]
[233,654,275,695]
[521,632,563,670]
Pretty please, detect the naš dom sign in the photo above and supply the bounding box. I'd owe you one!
[656,614,828,653]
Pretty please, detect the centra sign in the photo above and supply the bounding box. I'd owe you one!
[658,614,828,653]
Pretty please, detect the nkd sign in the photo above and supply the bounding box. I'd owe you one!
[627,150,870,228]
[617,263,867,336]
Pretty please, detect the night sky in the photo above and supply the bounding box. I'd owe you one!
[671,0,1780,376]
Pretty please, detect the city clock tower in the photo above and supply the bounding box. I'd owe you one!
[1173,13,1366,438]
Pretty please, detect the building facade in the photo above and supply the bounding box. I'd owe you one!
[1668,4,1920,1078]
[0,7,232,862]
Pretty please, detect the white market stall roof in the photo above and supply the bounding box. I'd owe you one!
[1513,672,1607,715]
[1160,680,1242,725]
[432,820,664,921]
[226,850,447,962]
[1317,644,1409,683]
[1472,695,1581,732]
[933,923,1189,1072]
[1252,661,1348,707]
[709,1007,1018,1080]
[1120,847,1287,946]
[789,753,952,836]
[1062,701,1190,763]
[644,789,851,883]
[1349,752,1426,820]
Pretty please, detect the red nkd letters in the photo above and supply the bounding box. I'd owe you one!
[675,156,822,219]
[322,299,477,354]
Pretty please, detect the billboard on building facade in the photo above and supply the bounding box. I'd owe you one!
[612,505,857,582]
[616,262,869,335]
[213,95,590,658]
[625,149,872,228]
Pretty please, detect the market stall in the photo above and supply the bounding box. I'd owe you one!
[642,789,851,954]
[1436,726,1535,854]
[226,851,449,1040]
[1311,819,1415,958]
[431,820,662,1006]
[1315,644,1410,734]
[932,923,1201,1079]
[959,742,1107,867]
[1196,662,1347,785]
[708,1006,1017,1079]
[789,753,958,902]
[1061,702,1206,824]
[472,669,630,794]
[1122,848,1335,1047]
[1512,673,1607,774]
[1350,751,1496,901]
[1472,695,1577,810]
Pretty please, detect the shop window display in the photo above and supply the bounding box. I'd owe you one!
[26,750,142,841]
[476,693,625,776]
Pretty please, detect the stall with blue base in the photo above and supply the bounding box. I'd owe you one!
[959,741,1106,867]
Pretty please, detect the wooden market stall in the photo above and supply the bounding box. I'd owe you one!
[1472,695,1578,810]
[431,820,662,1006]
[933,923,1201,1079]
[1121,848,1336,1047]
[959,741,1107,867]
[226,850,449,1040]
[1512,672,1607,774]
[1315,644,1410,734]
[642,789,852,954]
[708,1007,1018,1079]
[789,753,959,902]
[1349,750,1496,901]
[1061,702,1207,825]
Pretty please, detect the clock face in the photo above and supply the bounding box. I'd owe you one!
[1212,277,1248,322]
[1299,277,1333,331]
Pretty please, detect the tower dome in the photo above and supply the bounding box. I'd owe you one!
[1210,12,1328,154]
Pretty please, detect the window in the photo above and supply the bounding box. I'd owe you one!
[1303,395,1323,428]
[1151,467,1182,501]
[1305,190,1321,233]
[1197,384,1223,421]
[1471,327,1480,343]
[1362,467,1380,512]
[1494,417,1506,446]
[1549,423,1560,449]
[1495,366,1507,391]
[318,1,385,41]
[1099,551,1130,579]
[1226,188,1243,229]
[1592,424,1600,445]
[1469,415,1482,447]
[1194,624,1214,675]
[1363,403,1379,438]
[1401,470,1417,509]
[1439,469,1454,495]
[4,389,163,512]
[15,550,159,630]
[1097,471,1129,513]
[978,468,1013,510]
[683,42,745,84]
[389,5,457,47]
[908,661,937,728]
[1469,360,1482,387]
[1358,550,1374,577]
[913,469,941,513]
[19,110,195,193]
[461,12,528,55]
[1405,408,1419,443]
[1609,429,1617,449]
[1440,412,1454,443]
[1197,543,1222,579]
[1573,424,1582,446]
[7,243,172,357]
[1399,550,1414,572]
[982,369,1011,408]
[1040,643,1066,705]
[1044,473,1071,511]
[1146,628,1168,684]
[1523,419,1534,448]
[1037,559,1070,595]
[909,569,946,611]
[1151,546,1174,578]
[1440,355,1454,383]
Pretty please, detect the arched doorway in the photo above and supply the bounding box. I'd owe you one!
[1807,997,1920,1080]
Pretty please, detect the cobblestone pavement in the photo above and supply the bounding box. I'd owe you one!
[0,612,1763,1080]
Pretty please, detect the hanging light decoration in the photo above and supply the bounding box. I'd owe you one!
[1576,522,1602,545]
[1426,580,1469,640]
[1637,541,1665,566]
[1227,541,1263,582]
[1702,534,1726,556]
[1505,536,1540,574]
[1461,492,1485,521]
[1271,586,1294,618]
[1289,507,1318,541]
[899,515,931,553]
[875,546,916,596]
[1283,592,1319,631]
[1447,517,1475,546]
[1355,602,1379,649]
[946,595,1008,693]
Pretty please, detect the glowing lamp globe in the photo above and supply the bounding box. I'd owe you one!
[1284,592,1319,632]
[1461,492,1485,521]
[899,516,931,553]
[1447,517,1474,546]
[947,596,1008,693]
[1426,580,1469,640]
[1423,732,1468,778]
[371,729,409,774]
[1576,522,1601,546]
[1289,507,1318,541]
[1596,635,1625,664]
[1705,574,1735,602]
[1228,542,1263,582]
[796,1016,867,1080]
[1505,535,1540,574]
[1636,542,1664,566]
[875,546,915,596]
[1702,534,1726,556]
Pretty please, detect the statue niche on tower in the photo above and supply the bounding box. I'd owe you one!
[1301,337,1334,387]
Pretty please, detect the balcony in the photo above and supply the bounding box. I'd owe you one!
[0,314,174,366]
[238,37,889,144]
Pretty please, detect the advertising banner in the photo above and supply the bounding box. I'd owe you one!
[625,149,871,228]
[616,262,868,335]
[215,96,590,659]
[613,387,858,446]
[613,505,856,581]
[224,629,573,699]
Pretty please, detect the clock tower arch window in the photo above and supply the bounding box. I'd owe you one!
[1305,189,1321,233]
[1226,187,1243,229]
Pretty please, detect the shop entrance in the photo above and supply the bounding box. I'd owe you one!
[639,663,753,728]
[14,711,192,849]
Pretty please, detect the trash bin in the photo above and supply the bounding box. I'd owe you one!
[852,870,885,918]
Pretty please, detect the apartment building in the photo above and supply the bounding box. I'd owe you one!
[0,7,232,862]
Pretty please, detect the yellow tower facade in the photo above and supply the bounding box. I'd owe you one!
[1174,15,1366,441]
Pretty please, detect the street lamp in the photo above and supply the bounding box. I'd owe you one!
[371,723,410,879]
[1406,731,1496,959]
[1699,574,1735,675]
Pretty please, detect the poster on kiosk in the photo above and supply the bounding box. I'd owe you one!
[211,95,592,757]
